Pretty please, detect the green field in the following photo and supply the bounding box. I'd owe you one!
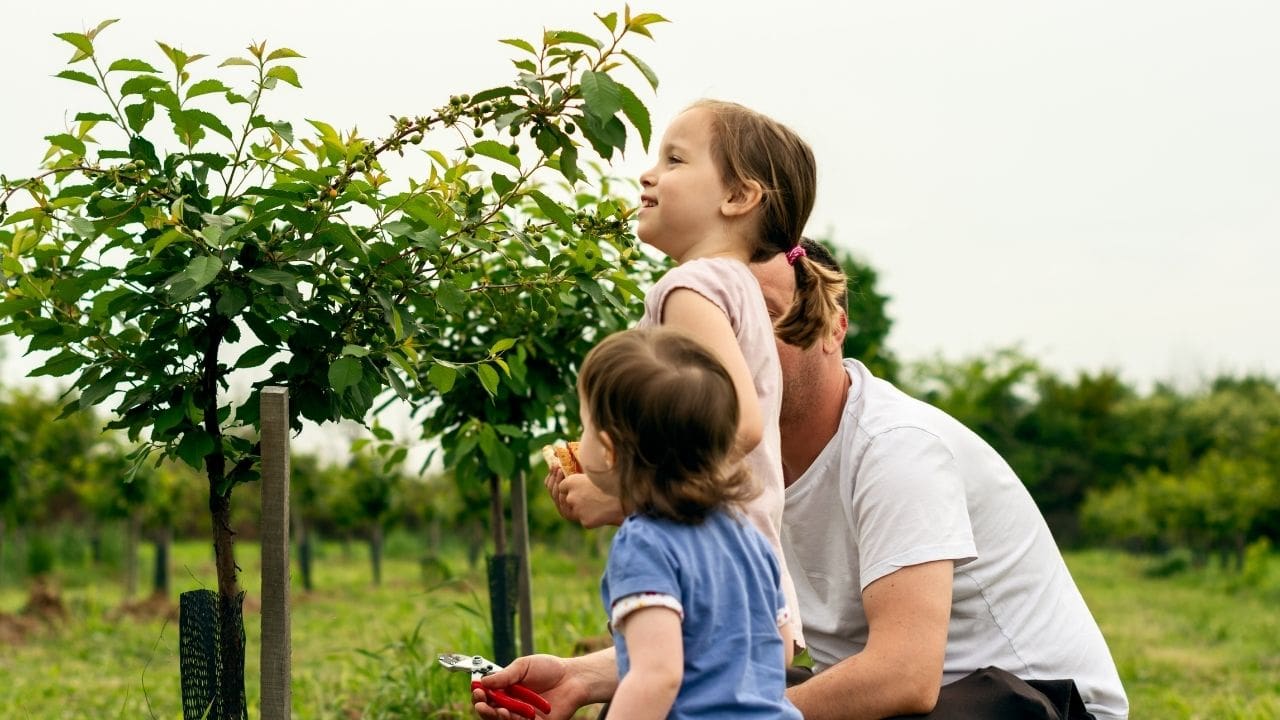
[1,539,1277,719]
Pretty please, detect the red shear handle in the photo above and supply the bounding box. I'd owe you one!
[472,680,553,718]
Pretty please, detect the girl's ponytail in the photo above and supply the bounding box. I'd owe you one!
[774,250,846,350]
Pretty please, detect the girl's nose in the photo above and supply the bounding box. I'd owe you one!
[639,166,656,188]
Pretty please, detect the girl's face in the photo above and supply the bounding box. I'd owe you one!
[577,397,620,498]
[637,107,731,260]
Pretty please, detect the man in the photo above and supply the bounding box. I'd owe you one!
[751,239,1128,720]
[475,239,1128,720]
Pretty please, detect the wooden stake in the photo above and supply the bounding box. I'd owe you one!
[260,386,291,720]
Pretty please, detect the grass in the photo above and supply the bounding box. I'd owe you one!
[1,536,1278,718]
[1067,549,1280,719]
[0,534,609,719]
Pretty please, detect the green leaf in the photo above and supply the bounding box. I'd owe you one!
[235,345,276,369]
[580,71,622,123]
[596,12,618,32]
[30,350,86,378]
[184,109,234,139]
[74,112,114,122]
[489,338,517,355]
[68,217,97,239]
[621,50,659,91]
[436,281,466,315]
[545,30,602,49]
[186,78,230,99]
[266,65,302,88]
[265,47,304,61]
[220,56,255,68]
[108,58,160,73]
[45,133,86,156]
[626,12,670,38]
[499,38,537,55]
[246,268,297,287]
[527,189,575,232]
[151,229,185,256]
[88,19,119,39]
[328,356,362,392]
[54,32,94,59]
[152,402,186,436]
[472,140,520,169]
[121,74,168,96]
[176,429,215,470]
[385,368,410,401]
[490,172,517,197]
[54,70,98,87]
[166,255,223,300]
[341,344,371,357]
[476,363,501,397]
[617,83,651,151]
[428,363,457,394]
[124,101,154,133]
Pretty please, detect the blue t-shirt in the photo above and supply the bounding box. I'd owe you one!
[601,510,802,720]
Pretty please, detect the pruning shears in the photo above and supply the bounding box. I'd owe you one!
[438,652,552,719]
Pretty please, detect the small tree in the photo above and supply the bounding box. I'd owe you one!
[0,9,666,717]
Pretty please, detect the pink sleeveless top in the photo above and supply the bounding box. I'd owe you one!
[639,257,803,645]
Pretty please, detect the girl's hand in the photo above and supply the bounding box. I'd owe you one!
[558,473,625,528]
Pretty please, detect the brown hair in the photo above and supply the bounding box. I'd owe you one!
[578,327,757,524]
[691,99,845,350]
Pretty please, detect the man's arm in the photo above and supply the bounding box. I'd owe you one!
[787,560,953,720]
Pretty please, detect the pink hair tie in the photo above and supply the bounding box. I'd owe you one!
[785,244,807,265]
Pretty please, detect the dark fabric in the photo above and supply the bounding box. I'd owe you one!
[605,664,1095,720]
[892,667,1096,720]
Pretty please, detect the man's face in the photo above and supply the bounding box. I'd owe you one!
[751,254,827,424]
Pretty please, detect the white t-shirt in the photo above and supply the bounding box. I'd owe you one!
[639,257,802,646]
[781,359,1128,720]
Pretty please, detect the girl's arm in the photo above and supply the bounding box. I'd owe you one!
[608,607,684,719]
[661,288,764,459]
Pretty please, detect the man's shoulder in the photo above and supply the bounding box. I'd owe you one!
[843,359,962,443]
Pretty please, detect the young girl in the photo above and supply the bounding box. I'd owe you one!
[579,326,801,720]
[552,99,846,651]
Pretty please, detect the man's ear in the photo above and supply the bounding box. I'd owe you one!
[721,179,764,218]
[822,312,849,354]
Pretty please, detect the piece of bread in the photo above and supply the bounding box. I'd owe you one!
[542,441,582,475]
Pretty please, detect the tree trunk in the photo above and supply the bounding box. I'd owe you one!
[0,518,6,588]
[511,471,534,656]
[152,526,171,597]
[369,523,383,587]
[124,512,140,600]
[89,521,102,566]
[210,485,245,720]
[297,518,313,592]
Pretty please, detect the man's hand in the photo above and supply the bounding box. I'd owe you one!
[545,466,624,528]
[472,652,618,720]
[787,560,954,720]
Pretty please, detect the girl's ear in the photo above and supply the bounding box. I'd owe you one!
[721,179,764,218]
[599,430,616,469]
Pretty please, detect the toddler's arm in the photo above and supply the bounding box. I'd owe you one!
[609,606,683,719]
[661,288,764,459]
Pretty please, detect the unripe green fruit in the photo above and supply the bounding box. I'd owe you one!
[509,125,520,137]
[473,127,484,138]
[460,93,471,104]
[114,182,126,192]
[508,143,520,155]
[564,122,575,135]
[465,147,476,158]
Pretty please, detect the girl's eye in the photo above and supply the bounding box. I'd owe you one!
[667,155,682,164]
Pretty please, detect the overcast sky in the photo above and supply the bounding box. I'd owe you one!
[3,1,1277,414]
